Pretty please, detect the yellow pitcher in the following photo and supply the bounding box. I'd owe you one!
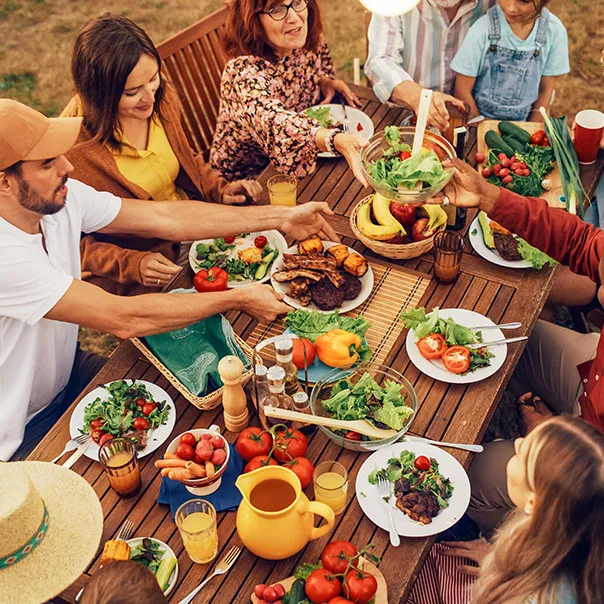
[235,465,335,560]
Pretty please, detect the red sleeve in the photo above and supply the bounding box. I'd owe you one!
[489,188,604,283]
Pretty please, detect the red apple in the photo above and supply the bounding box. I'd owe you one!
[384,234,409,244]
[411,218,434,242]
[389,202,416,228]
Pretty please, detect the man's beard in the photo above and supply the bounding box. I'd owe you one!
[432,0,461,7]
[16,177,67,216]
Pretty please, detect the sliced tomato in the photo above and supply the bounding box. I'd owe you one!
[398,150,411,161]
[417,334,447,360]
[442,346,471,374]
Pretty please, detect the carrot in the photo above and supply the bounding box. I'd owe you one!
[205,461,215,479]
[155,459,187,468]
[168,469,196,481]
[185,461,207,478]
[163,451,178,460]
[160,468,171,477]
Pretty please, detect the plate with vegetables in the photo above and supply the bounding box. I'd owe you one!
[402,307,506,384]
[304,104,374,158]
[356,442,471,537]
[69,379,175,461]
[188,230,287,288]
[127,538,178,596]
[469,212,556,270]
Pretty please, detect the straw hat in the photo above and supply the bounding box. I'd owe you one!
[0,461,103,604]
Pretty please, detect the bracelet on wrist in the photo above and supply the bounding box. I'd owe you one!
[325,127,344,156]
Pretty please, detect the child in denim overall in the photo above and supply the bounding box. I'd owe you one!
[451,0,569,121]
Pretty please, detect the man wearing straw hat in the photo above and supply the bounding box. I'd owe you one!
[0,99,339,461]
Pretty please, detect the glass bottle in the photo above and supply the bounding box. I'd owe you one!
[292,391,316,436]
[264,366,294,427]
[274,338,300,396]
[445,126,468,231]
[253,364,269,410]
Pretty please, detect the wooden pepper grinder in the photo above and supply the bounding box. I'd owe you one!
[218,355,249,433]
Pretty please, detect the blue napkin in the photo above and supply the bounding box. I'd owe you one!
[158,444,244,519]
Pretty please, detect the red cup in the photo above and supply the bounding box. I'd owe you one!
[574,110,604,165]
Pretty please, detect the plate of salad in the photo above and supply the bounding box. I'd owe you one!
[469,212,556,270]
[127,537,178,596]
[402,307,506,384]
[304,104,374,157]
[356,442,471,537]
[188,230,287,287]
[69,380,175,461]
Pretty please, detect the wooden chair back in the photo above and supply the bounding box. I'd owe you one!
[157,6,228,160]
[364,10,373,87]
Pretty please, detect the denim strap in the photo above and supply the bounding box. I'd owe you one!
[533,7,550,56]
[487,6,500,51]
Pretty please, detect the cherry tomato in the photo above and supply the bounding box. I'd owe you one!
[292,337,316,370]
[133,417,150,430]
[502,175,513,184]
[254,585,267,598]
[499,168,510,178]
[90,418,104,430]
[500,158,511,168]
[522,169,530,177]
[99,433,114,447]
[530,130,546,145]
[417,333,447,360]
[493,163,502,174]
[272,584,286,598]
[305,569,342,604]
[254,235,268,249]
[136,397,147,408]
[142,402,156,416]
[510,162,520,171]
[244,455,279,473]
[481,167,493,177]
[263,587,278,602]
[497,152,508,161]
[510,155,516,163]
[518,162,527,169]
[343,569,378,604]
[474,152,485,163]
[273,428,308,463]
[514,168,524,176]
[414,455,431,471]
[211,448,227,466]
[284,456,315,489]
[356,122,363,132]
[345,431,361,441]
[180,432,197,447]
[398,150,412,161]
[542,135,550,147]
[175,443,195,460]
[442,346,471,374]
[91,429,105,443]
[321,540,359,574]
[224,236,236,244]
[236,427,272,461]
[211,436,225,449]
[329,598,355,604]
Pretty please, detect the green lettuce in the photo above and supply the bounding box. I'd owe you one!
[368,150,449,191]
[284,310,371,343]
[373,399,414,431]
[400,307,482,346]
[304,106,335,128]
[517,239,556,270]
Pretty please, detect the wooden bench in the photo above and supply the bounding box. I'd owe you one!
[157,6,228,160]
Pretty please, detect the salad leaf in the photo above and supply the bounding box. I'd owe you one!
[304,106,335,128]
[294,561,322,581]
[517,239,556,270]
[373,399,414,431]
[400,307,482,347]
[284,309,371,343]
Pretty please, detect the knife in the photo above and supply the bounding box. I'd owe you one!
[62,438,91,470]
[467,336,528,349]
[405,434,484,453]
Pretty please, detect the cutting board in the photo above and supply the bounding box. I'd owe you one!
[250,556,388,604]
[477,120,564,209]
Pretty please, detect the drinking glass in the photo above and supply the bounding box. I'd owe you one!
[313,461,348,516]
[267,174,297,206]
[176,499,218,564]
[433,230,464,284]
[574,109,604,165]
[99,438,141,498]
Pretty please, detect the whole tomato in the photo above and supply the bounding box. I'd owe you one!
[136,397,147,408]
[305,569,342,604]
[273,428,308,463]
[328,598,355,604]
[133,417,149,430]
[321,541,359,574]
[180,432,197,447]
[284,456,314,489]
[141,402,156,416]
[236,427,273,461]
[244,455,279,473]
[175,443,195,461]
[343,569,378,604]
[292,338,316,370]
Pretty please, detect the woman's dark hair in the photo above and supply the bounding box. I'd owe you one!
[71,14,165,150]
[223,0,324,60]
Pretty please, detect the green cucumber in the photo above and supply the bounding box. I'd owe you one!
[485,130,514,157]
[499,121,532,144]
[503,135,527,154]
[155,555,177,592]
[255,251,275,280]
[284,578,306,604]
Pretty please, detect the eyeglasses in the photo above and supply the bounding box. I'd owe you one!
[261,0,308,22]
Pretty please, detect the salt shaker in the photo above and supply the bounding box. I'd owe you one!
[218,355,249,433]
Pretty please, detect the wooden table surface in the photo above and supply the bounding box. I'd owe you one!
[32,85,604,604]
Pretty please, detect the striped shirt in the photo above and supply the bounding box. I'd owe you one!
[365,0,495,103]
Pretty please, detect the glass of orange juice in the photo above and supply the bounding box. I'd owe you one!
[313,461,348,515]
[176,500,218,564]
[99,437,141,498]
[267,174,297,206]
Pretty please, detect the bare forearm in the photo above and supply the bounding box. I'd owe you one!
[454,77,479,118]
[530,77,556,122]
[390,80,420,109]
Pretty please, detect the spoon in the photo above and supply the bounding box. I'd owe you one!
[411,89,433,156]
[263,406,398,440]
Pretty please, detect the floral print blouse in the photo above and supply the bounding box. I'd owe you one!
[210,40,335,181]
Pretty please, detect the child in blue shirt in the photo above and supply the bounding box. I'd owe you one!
[451,0,569,121]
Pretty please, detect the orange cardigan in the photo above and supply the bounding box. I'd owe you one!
[62,86,227,295]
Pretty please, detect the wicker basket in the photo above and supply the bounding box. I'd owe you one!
[131,334,254,410]
[350,195,443,260]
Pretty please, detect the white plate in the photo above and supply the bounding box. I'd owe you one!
[355,441,471,538]
[69,380,176,461]
[305,104,374,158]
[127,537,179,596]
[270,241,374,314]
[188,230,288,288]
[469,214,531,269]
[405,308,507,384]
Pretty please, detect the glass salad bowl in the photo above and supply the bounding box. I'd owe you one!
[361,127,456,204]
[309,362,417,452]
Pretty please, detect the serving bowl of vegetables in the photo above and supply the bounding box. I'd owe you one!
[361,126,456,204]
[309,363,417,452]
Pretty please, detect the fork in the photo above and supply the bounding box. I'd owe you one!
[178,546,242,604]
[49,434,89,464]
[377,477,400,547]
[472,322,522,331]
[115,520,135,541]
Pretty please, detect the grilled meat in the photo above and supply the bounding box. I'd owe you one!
[309,278,346,310]
[343,253,368,277]
[396,491,440,525]
[340,272,362,300]
[299,293,311,306]
[123,430,148,450]
[298,236,323,255]
[288,277,310,299]
[323,270,345,288]
[272,269,323,283]
[493,233,522,262]
[282,254,336,271]
[326,244,350,267]
[394,477,411,497]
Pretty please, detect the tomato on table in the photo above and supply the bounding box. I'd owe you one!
[133,417,150,430]
[141,402,156,416]
[414,455,431,471]
[321,540,358,574]
[442,346,471,374]
[530,130,546,145]
[284,456,314,489]
[273,428,308,463]
[305,569,342,604]
[343,569,378,604]
[292,337,316,370]
[417,333,447,360]
[180,432,197,447]
[236,427,272,461]
[244,455,279,473]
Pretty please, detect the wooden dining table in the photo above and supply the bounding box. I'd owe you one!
[31,85,604,604]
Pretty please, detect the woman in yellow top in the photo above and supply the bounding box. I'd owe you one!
[62,14,261,295]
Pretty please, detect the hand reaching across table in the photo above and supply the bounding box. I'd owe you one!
[281,201,340,242]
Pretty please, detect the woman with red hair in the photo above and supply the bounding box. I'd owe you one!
[210,0,368,186]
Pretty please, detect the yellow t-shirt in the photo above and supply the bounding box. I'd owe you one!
[113,118,186,201]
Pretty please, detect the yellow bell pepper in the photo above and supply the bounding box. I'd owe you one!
[315,329,363,368]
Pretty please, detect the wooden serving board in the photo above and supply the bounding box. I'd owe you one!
[250,556,388,604]
[477,119,564,209]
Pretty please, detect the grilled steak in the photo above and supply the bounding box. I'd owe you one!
[340,272,362,300]
[323,270,345,288]
[282,254,336,271]
[396,491,440,525]
[123,430,148,451]
[272,269,323,283]
[493,233,522,262]
[288,277,310,299]
[309,278,346,310]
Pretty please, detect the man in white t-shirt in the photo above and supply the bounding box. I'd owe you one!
[0,100,338,461]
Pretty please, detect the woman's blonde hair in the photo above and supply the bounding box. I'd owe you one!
[472,416,604,604]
